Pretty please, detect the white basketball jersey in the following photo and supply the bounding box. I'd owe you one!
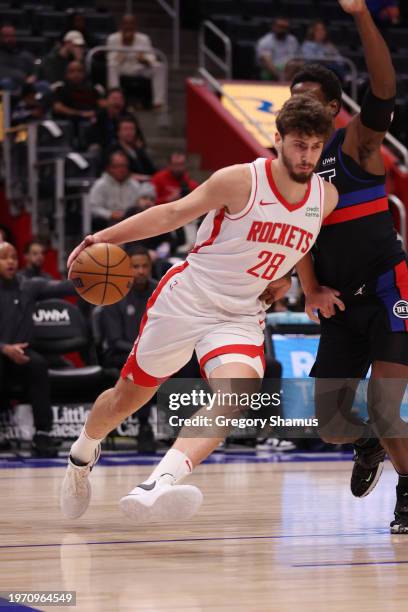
[187,157,324,315]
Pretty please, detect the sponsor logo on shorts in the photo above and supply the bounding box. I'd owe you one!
[354,284,366,296]
[393,300,408,319]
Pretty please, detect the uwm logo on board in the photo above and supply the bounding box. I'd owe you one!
[32,308,71,325]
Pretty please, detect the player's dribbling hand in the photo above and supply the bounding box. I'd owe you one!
[304,286,345,323]
[337,0,367,15]
[259,273,292,305]
[67,235,96,269]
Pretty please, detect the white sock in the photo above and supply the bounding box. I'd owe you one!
[144,449,193,485]
[70,426,103,465]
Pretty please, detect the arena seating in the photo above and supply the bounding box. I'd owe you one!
[201,0,408,144]
[31,299,109,402]
[0,3,114,51]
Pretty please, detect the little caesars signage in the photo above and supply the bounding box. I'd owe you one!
[51,404,140,438]
[0,404,140,440]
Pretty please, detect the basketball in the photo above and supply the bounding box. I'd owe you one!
[68,243,133,305]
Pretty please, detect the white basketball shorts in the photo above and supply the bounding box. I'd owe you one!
[121,262,265,387]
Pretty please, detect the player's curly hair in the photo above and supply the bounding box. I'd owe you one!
[276,94,332,140]
[290,63,343,107]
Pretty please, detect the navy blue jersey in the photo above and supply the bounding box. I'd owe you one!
[314,128,405,292]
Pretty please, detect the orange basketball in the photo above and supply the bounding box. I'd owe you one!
[69,243,133,305]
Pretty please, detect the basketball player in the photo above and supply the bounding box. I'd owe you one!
[274,0,407,534]
[60,95,338,523]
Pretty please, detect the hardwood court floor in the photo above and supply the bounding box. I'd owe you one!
[0,456,407,612]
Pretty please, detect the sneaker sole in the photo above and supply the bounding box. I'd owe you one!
[390,523,408,534]
[354,461,384,498]
[119,484,203,524]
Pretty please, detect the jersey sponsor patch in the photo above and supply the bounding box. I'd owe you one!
[321,156,336,166]
[393,300,408,319]
[305,206,320,218]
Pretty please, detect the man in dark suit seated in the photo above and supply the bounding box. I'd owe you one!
[0,242,75,457]
[18,239,52,280]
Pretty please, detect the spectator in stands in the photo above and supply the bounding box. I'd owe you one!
[301,20,345,77]
[152,152,198,205]
[40,31,85,85]
[11,83,45,125]
[256,17,300,81]
[64,12,105,86]
[111,116,156,179]
[87,88,145,152]
[367,0,400,25]
[18,240,52,280]
[301,20,343,63]
[100,245,157,451]
[107,14,166,108]
[0,242,74,457]
[52,61,104,124]
[0,24,35,91]
[88,151,145,231]
[65,11,98,50]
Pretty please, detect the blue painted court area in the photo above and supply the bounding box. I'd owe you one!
[0,599,39,611]
[0,450,354,470]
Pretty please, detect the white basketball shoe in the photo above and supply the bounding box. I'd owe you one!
[120,475,203,524]
[60,445,101,519]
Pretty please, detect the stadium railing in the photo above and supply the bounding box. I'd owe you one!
[85,45,169,122]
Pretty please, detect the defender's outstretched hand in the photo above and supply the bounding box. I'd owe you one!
[305,286,345,323]
[338,0,367,14]
[67,235,97,269]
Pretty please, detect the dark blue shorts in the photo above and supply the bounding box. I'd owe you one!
[311,259,408,377]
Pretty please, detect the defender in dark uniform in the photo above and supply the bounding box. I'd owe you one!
[291,0,408,533]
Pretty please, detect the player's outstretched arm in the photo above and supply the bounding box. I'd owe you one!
[67,164,251,268]
[338,0,396,172]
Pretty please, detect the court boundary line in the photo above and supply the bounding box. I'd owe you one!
[294,559,408,568]
[0,451,358,470]
[0,530,390,551]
